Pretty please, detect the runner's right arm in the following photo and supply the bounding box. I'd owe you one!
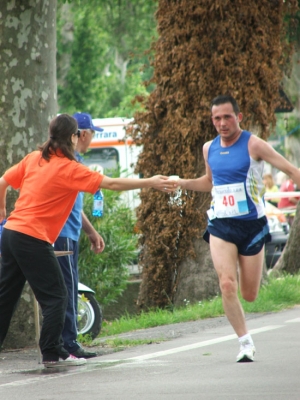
[179,141,213,192]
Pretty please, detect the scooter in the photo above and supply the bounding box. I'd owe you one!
[77,282,102,339]
[51,248,103,339]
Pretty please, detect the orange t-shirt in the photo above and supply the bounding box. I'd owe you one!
[3,151,103,244]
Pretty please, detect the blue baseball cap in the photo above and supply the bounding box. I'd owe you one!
[73,112,103,132]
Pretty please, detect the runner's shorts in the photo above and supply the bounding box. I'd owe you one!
[203,216,271,256]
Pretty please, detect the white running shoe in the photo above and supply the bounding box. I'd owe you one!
[236,342,256,362]
[43,354,87,368]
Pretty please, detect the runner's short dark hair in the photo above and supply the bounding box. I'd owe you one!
[211,95,240,115]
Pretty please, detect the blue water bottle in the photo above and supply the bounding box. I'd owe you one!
[92,190,104,217]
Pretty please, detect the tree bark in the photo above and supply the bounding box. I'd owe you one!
[270,202,300,275]
[133,0,298,309]
[0,0,57,348]
[2,284,38,349]
[173,238,219,307]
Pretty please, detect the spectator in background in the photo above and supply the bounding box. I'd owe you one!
[263,173,279,207]
[278,175,300,225]
[54,112,105,359]
[0,113,178,368]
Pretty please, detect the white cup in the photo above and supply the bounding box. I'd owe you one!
[168,175,180,190]
[168,175,179,181]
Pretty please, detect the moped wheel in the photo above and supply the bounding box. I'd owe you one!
[77,292,102,338]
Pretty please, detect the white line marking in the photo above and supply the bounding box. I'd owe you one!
[0,372,80,388]
[285,318,300,323]
[124,325,283,362]
[0,324,283,388]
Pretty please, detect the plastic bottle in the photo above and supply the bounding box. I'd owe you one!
[92,190,104,217]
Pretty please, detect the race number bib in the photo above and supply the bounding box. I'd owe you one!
[213,182,249,218]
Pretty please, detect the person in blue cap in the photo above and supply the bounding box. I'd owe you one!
[54,112,105,359]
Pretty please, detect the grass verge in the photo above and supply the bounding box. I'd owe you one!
[79,274,300,347]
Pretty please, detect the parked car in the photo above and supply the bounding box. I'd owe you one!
[265,201,289,268]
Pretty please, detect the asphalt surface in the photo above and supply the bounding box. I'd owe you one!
[0,312,267,373]
[0,306,300,400]
[0,307,300,399]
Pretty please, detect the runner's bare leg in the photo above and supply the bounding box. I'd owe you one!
[209,235,247,337]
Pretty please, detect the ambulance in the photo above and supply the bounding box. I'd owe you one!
[82,117,142,210]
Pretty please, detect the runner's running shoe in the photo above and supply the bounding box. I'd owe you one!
[236,340,256,362]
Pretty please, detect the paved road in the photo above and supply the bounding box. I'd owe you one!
[0,306,299,399]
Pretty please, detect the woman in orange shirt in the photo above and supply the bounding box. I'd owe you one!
[0,114,177,368]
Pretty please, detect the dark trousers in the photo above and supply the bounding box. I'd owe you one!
[54,237,79,353]
[0,229,69,361]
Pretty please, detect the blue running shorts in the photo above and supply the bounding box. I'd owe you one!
[203,216,271,256]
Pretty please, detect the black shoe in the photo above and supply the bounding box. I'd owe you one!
[71,347,98,359]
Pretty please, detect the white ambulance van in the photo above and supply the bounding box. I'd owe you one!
[82,117,142,210]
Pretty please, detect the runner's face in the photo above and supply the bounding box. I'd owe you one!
[211,103,242,143]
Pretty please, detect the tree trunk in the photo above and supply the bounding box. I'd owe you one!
[270,202,300,275]
[0,0,57,348]
[133,0,298,309]
[56,2,74,92]
[173,238,219,307]
[2,283,38,349]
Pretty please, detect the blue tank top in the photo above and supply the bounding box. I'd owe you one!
[208,130,265,220]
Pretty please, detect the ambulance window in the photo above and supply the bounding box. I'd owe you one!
[82,148,119,176]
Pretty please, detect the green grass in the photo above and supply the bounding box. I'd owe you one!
[241,273,300,312]
[98,274,300,338]
[98,338,166,348]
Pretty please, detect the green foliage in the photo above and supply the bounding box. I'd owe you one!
[274,114,300,138]
[105,75,149,118]
[98,273,300,338]
[284,116,300,139]
[268,114,300,155]
[56,0,158,117]
[77,333,93,345]
[99,298,224,337]
[78,187,138,305]
[241,273,300,312]
[57,3,109,115]
[99,337,164,348]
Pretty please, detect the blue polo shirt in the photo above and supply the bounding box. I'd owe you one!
[58,152,84,241]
